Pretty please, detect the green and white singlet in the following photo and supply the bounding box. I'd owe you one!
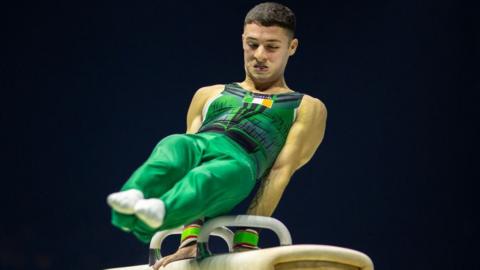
[199,83,304,179]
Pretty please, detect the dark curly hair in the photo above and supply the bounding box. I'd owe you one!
[244,2,296,38]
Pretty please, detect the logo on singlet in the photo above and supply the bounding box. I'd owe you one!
[243,95,274,108]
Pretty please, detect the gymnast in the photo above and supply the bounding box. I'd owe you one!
[107,2,327,268]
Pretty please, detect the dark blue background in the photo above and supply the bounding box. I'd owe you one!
[1,0,478,269]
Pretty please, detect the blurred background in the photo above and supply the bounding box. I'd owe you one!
[1,0,478,269]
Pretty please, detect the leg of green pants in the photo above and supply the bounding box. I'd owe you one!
[111,133,257,243]
[111,134,203,234]
[130,134,257,242]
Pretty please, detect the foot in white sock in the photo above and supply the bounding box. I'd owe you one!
[134,198,165,229]
[107,189,144,214]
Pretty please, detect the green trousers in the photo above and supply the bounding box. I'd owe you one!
[111,132,257,243]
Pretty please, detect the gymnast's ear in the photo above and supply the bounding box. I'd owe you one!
[288,38,298,56]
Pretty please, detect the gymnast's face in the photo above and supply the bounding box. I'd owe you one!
[242,23,298,85]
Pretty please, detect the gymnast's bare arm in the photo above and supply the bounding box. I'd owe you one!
[186,85,224,134]
[246,95,327,217]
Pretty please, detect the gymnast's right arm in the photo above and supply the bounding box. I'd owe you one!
[186,85,224,134]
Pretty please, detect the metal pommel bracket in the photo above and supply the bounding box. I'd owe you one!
[148,226,234,265]
[196,215,292,259]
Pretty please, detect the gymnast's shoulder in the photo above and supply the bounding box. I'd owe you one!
[194,84,225,98]
[296,93,327,121]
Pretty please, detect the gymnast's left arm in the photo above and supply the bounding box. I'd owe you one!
[246,95,327,217]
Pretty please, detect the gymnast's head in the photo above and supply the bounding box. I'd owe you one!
[242,2,299,85]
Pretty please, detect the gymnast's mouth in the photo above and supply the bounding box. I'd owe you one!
[254,64,268,71]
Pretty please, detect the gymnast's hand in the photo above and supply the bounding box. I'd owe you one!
[153,243,197,269]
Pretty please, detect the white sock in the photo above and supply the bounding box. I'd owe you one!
[134,198,166,229]
[107,189,144,214]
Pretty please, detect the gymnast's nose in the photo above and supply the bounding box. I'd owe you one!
[254,45,267,62]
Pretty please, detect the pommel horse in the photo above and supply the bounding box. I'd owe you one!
[106,215,374,270]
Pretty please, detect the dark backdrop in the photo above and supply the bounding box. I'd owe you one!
[1,0,478,269]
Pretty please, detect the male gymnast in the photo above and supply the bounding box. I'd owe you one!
[107,2,327,268]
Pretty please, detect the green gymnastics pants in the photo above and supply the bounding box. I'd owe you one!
[111,132,257,243]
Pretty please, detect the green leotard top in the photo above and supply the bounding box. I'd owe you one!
[198,83,304,179]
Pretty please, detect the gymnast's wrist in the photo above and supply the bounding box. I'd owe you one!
[233,228,260,251]
[179,219,203,249]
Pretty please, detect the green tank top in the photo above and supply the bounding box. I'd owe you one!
[198,83,304,179]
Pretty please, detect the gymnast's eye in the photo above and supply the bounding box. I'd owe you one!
[247,42,259,49]
[266,45,279,50]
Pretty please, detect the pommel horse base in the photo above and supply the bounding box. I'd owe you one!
[106,215,374,270]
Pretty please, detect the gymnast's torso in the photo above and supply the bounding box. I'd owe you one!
[197,83,304,179]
